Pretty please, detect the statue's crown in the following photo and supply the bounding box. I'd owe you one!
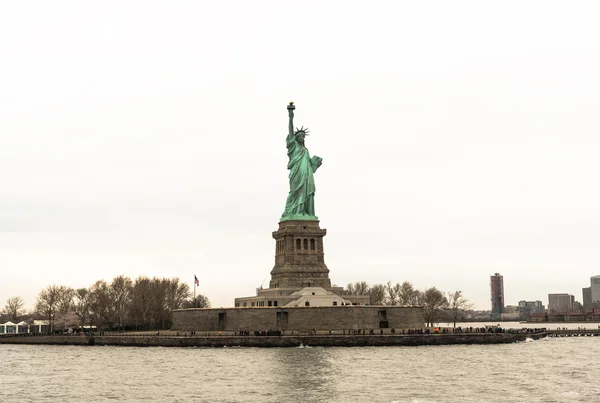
[295,126,309,136]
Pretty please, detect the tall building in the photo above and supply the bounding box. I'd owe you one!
[490,273,504,314]
[548,293,574,313]
[582,287,592,312]
[591,275,600,304]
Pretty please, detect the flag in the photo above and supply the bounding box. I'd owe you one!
[194,275,199,286]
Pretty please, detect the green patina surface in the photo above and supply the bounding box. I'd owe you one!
[281,102,322,222]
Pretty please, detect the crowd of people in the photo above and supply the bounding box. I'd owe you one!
[171,326,550,337]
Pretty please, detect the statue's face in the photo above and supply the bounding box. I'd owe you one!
[296,132,305,143]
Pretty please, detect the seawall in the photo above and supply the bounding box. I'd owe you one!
[0,332,546,348]
[172,305,424,332]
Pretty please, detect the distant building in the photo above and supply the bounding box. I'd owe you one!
[518,300,544,315]
[490,273,504,315]
[31,320,49,334]
[548,311,585,322]
[583,287,592,312]
[591,275,600,305]
[548,293,574,313]
[501,305,521,320]
[581,276,600,312]
[0,321,29,334]
[528,313,547,322]
[236,286,354,308]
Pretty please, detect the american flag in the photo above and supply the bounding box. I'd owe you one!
[194,275,199,286]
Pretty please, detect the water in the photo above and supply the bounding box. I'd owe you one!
[1,336,599,402]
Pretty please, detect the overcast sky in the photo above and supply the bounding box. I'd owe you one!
[1,1,600,311]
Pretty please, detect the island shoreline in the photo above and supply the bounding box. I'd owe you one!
[0,332,549,348]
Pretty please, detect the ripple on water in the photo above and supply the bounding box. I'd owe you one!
[1,338,600,402]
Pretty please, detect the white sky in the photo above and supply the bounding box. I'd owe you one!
[1,1,600,310]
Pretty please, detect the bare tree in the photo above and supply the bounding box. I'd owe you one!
[111,275,133,331]
[89,280,113,329]
[3,296,25,321]
[183,295,211,309]
[165,279,191,312]
[57,287,75,314]
[368,284,386,305]
[385,281,400,305]
[128,277,153,330]
[149,278,169,329]
[346,281,370,295]
[72,288,92,327]
[421,287,448,327]
[446,290,474,328]
[35,285,64,333]
[398,281,422,306]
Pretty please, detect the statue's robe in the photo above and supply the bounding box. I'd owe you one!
[282,135,321,219]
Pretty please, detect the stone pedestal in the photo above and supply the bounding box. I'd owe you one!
[233,219,370,308]
[269,220,331,289]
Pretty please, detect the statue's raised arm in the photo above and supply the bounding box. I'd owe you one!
[287,102,295,139]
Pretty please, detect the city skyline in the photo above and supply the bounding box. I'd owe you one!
[2,2,600,311]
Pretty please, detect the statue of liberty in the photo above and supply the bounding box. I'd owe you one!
[281,102,323,221]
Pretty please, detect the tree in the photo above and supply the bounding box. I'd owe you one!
[110,275,133,331]
[36,285,70,333]
[421,287,448,327]
[164,278,191,327]
[345,281,369,295]
[72,288,92,327]
[89,280,113,329]
[56,287,75,314]
[368,284,386,305]
[147,277,169,329]
[183,295,211,309]
[446,290,474,328]
[3,296,25,321]
[384,281,401,305]
[128,277,153,330]
[164,279,191,311]
[398,281,422,306]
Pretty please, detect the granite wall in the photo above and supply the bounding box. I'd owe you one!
[171,305,424,331]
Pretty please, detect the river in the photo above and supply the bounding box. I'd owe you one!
[1,334,598,402]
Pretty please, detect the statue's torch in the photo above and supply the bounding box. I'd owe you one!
[287,101,295,111]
